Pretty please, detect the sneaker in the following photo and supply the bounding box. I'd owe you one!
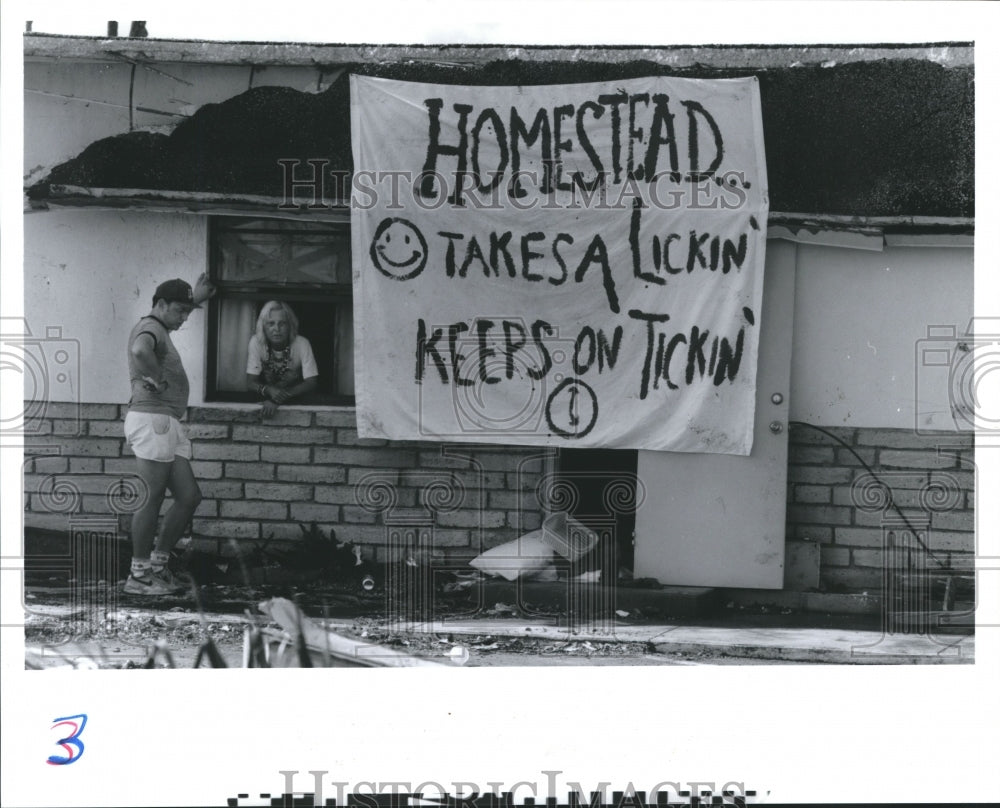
[160,566,195,587]
[123,567,186,596]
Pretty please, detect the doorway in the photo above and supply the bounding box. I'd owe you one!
[556,447,639,577]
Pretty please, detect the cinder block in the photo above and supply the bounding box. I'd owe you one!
[932,510,974,531]
[336,428,389,446]
[35,437,121,457]
[340,506,379,525]
[834,447,876,466]
[786,504,852,526]
[469,452,543,471]
[926,529,975,552]
[786,524,834,542]
[510,473,546,496]
[855,428,945,449]
[793,485,832,504]
[423,528,475,547]
[38,402,85,419]
[256,410,313,427]
[223,462,274,480]
[834,526,884,548]
[436,509,507,528]
[220,500,288,520]
[347,467,399,487]
[69,458,103,473]
[417,484,484,511]
[314,447,417,466]
[244,482,313,501]
[232,425,333,444]
[821,545,851,567]
[81,494,114,514]
[79,403,120,420]
[289,502,342,522]
[194,500,217,517]
[851,549,885,568]
[102,458,139,474]
[879,449,957,469]
[31,456,68,473]
[314,410,359,427]
[416,449,474,469]
[443,469,507,489]
[198,480,244,499]
[193,443,260,461]
[188,406,261,423]
[261,445,311,463]
[192,519,260,539]
[184,424,231,440]
[279,464,347,483]
[313,486,361,505]
[33,474,126,495]
[23,444,58,455]
[489,490,534,510]
[929,469,975,492]
[339,524,398,544]
[85,421,126,437]
[189,461,223,479]
[852,507,926,527]
[260,522,312,541]
[384,506,433,522]
[509,510,544,532]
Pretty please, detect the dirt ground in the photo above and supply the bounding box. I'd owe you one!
[23,580,806,668]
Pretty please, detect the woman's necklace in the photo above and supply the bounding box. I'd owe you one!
[264,343,292,383]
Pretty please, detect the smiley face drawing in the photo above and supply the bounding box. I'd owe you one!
[369,217,428,281]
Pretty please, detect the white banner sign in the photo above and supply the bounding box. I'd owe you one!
[350,74,768,453]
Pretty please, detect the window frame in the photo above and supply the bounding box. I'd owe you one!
[205,216,355,407]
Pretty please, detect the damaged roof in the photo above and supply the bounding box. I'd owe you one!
[25,37,974,220]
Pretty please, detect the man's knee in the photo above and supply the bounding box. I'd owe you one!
[180,487,203,512]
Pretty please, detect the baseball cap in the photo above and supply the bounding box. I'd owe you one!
[153,278,201,308]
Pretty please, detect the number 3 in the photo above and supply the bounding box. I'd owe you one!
[47,714,87,765]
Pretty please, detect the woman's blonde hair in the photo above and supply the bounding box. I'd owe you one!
[254,300,300,349]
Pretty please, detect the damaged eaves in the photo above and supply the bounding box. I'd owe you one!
[25,37,975,224]
[24,34,974,69]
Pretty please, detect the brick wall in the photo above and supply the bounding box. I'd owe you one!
[23,403,547,562]
[23,405,977,594]
[786,423,975,594]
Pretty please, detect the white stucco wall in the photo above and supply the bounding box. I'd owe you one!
[788,242,974,430]
[23,209,975,431]
[23,209,209,406]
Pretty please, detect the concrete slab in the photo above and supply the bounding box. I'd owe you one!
[24,604,974,665]
[480,579,721,618]
[647,625,972,664]
[397,618,974,664]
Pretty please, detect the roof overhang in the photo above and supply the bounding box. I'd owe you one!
[24,36,976,228]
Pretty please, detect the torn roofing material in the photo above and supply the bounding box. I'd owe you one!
[27,57,973,219]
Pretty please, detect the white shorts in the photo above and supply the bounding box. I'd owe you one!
[124,411,192,462]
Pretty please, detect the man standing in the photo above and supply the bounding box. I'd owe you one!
[123,275,214,595]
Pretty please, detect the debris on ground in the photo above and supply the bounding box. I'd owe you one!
[258,596,454,667]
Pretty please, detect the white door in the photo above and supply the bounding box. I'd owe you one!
[633,240,797,588]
